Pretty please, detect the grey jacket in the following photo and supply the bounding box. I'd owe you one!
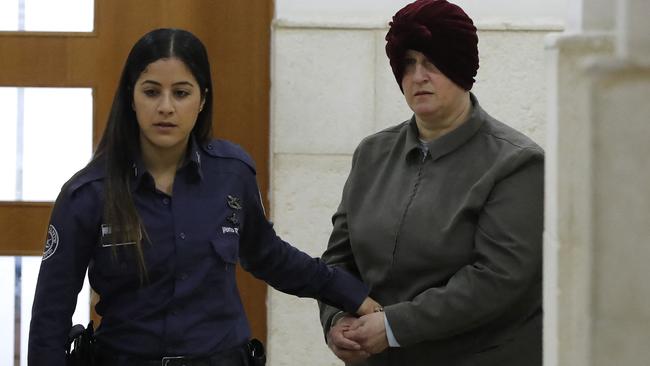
[320,95,543,366]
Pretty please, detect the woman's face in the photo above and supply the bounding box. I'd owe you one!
[401,50,467,123]
[132,57,204,154]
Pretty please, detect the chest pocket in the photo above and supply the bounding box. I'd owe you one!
[210,236,239,272]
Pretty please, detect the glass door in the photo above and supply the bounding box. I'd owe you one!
[0,2,94,365]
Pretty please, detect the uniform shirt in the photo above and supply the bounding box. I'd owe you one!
[28,138,368,366]
[319,94,543,365]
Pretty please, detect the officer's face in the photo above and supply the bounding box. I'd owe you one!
[132,57,205,155]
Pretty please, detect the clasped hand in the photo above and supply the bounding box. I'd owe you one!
[327,298,389,363]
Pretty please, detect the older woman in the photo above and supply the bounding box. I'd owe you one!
[319,1,543,365]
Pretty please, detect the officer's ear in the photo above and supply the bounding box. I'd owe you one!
[199,88,208,112]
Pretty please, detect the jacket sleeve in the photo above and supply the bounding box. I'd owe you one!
[238,170,368,316]
[28,186,98,366]
[386,149,544,345]
[317,149,365,338]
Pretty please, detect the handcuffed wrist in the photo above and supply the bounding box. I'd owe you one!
[329,311,349,329]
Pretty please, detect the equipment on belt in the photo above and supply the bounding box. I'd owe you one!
[66,321,96,366]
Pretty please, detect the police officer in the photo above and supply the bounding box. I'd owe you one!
[28,28,378,366]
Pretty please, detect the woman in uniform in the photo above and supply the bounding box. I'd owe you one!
[28,28,376,366]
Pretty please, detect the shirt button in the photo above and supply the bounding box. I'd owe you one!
[178,273,188,280]
[179,232,186,240]
[162,198,170,205]
[207,144,213,150]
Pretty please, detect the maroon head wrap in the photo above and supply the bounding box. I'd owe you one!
[385,0,479,91]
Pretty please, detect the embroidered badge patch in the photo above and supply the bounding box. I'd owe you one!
[42,224,59,261]
[226,212,240,226]
[227,195,242,210]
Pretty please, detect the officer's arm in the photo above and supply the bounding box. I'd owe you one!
[237,171,368,316]
[28,187,98,366]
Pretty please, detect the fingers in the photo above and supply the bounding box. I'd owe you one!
[342,316,368,341]
[342,313,389,355]
[328,316,371,363]
[330,327,362,350]
[329,317,362,350]
[327,311,389,362]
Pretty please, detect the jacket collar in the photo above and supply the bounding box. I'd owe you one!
[403,93,484,162]
[131,136,203,192]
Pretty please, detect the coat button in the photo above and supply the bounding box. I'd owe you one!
[179,232,186,240]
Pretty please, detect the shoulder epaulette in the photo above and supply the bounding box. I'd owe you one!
[65,160,106,194]
[202,139,257,174]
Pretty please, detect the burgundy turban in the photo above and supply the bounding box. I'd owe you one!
[385,0,479,91]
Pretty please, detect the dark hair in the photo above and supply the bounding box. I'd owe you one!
[93,28,213,279]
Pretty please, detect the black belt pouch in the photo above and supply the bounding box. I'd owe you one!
[247,339,266,366]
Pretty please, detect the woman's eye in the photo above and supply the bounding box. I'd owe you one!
[424,60,438,71]
[174,90,190,98]
[143,89,158,97]
[402,58,418,72]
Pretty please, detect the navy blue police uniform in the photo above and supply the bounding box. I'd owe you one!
[28,138,368,365]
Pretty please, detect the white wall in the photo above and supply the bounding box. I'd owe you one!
[268,1,564,365]
[276,0,566,27]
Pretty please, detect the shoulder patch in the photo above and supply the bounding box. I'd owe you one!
[42,224,59,261]
[202,139,256,174]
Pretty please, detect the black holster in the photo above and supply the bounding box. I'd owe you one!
[247,339,266,366]
[66,321,96,366]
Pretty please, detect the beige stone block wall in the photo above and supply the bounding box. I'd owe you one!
[589,64,650,366]
[267,155,352,366]
[543,34,616,366]
[273,29,376,155]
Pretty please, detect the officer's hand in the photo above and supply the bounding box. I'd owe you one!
[355,296,382,316]
[344,312,389,355]
[327,315,370,364]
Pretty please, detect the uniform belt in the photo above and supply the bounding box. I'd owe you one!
[95,343,247,366]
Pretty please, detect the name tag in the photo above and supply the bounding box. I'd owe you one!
[222,226,239,235]
[100,224,137,247]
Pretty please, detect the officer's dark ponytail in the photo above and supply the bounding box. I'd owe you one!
[93,29,214,281]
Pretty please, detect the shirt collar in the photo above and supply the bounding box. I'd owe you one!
[185,136,203,180]
[404,93,484,162]
[130,136,204,192]
[131,154,149,192]
[404,120,424,162]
